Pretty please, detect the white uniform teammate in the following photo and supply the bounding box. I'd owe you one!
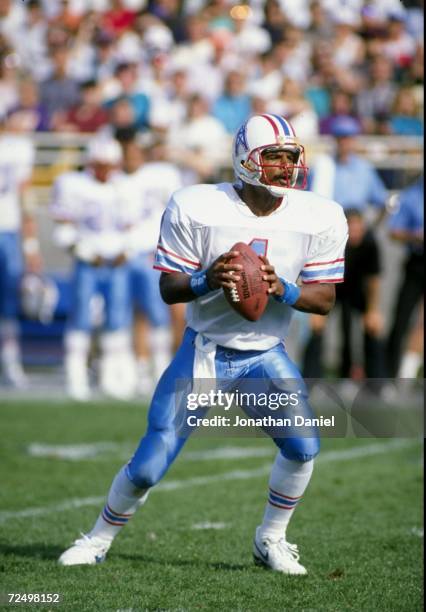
[119,139,184,395]
[50,137,138,401]
[0,122,40,387]
[59,115,348,574]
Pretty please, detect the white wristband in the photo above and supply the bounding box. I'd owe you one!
[53,224,77,249]
[22,237,40,256]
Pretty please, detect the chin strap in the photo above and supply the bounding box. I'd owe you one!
[265,185,289,198]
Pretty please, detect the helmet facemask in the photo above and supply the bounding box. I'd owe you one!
[239,143,308,197]
[232,114,309,197]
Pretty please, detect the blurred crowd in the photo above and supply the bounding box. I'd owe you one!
[0,0,424,153]
[0,0,424,400]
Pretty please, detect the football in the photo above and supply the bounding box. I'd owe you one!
[223,242,269,321]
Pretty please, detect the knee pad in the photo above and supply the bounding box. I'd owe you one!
[127,463,163,490]
[126,428,180,489]
[127,446,167,489]
[278,436,320,462]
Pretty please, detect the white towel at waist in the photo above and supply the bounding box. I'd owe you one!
[192,332,217,394]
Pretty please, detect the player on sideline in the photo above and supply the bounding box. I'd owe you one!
[59,114,348,574]
[50,136,138,401]
[0,116,41,387]
[119,137,183,396]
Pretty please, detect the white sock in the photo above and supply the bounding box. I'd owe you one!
[64,330,91,397]
[64,330,90,357]
[259,453,314,540]
[137,357,150,376]
[0,319,22,368]
[100,330,137,399]
[150,327,171,383]
[89,466,149,543]
[136,357,153,395]
[0,319,26,386]
[398,351,422,379]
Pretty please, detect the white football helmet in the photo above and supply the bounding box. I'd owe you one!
[232,114,308,197]
[21,274,59,324]
[86,136,123,165]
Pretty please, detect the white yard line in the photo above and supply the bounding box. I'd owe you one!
[312,440,415,463]
[0,496,105,523]
[27,442,125,461]
[0,439,418,524]
[410,527,424,538]
[26,443,275,462]
[191,522,228,530]
[183,446,274,461]
[26,438,419,464]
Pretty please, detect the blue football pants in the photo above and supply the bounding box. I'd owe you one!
[130,253,170,327]
[67,260,132,332]
[127,327,320,489]
[0,232,23,319]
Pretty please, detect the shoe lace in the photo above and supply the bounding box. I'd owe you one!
[75,533,106,551]
[74,533,93,547]
[274,539,300,562]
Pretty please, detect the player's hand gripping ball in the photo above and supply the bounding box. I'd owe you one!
[224,242,269,321]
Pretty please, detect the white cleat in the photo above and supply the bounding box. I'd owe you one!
[2,362,28,389]
[253,527,307,575]
[58,534,110,566]
[65,357,91,401]
[99,354,137,401]
[136,374,154,399]
[68,385,92,402]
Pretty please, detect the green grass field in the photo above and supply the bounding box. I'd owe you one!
[0,400,423,612]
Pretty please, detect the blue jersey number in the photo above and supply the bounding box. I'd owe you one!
[249,238,268,257]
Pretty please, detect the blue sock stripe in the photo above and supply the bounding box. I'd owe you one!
[269,488,302,503]
[269,487,302,501]
[268,492,300,508]
[102,505,129,524]
[268,500,295,510]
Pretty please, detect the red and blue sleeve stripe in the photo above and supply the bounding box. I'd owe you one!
[154,245,201,275]
[301,258,345,284]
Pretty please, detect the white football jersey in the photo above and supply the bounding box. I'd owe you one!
[154,182,348,350]
[117,162,183,254]
[50,170,137,259]
[0,135,35,232]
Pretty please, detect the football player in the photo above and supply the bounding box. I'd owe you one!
[58,114,348,574]
[119,137,184,396]
[50,136,137,401]
[0,116,41,388]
